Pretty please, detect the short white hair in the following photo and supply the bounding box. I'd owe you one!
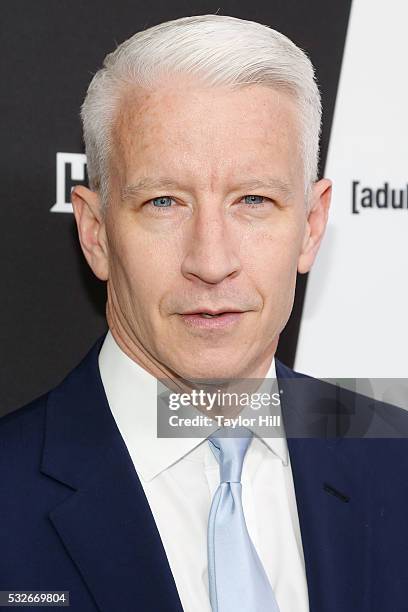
[81,14,322,210]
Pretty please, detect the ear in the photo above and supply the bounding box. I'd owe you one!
[71,185,109,281]
[297,178,332,274]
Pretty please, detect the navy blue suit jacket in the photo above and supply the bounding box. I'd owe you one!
[1,333,408,611]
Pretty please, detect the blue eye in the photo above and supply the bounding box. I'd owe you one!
[244,195,265,205]
[151,196,173,207]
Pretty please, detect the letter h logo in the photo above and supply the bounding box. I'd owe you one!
[50,152,87,213]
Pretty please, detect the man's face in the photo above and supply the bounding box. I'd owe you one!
[80,80,330,380]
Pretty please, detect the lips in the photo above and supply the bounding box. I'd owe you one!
[179,311,245,329]
[182,309,244,317]
[188,312,241,319]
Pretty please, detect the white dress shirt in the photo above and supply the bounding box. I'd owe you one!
[98,330,309,612]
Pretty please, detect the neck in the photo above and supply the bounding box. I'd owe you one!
[106,297,278,419]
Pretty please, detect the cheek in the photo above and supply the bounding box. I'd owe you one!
[238,219,302,321]
[107,220,180,308]
[240,217,303,277]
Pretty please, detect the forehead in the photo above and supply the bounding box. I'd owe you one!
[111,79,302,189]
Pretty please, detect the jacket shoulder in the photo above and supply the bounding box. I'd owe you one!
[0,333,106,439]
[0,393,49,467]
[275,357,309,379]
[275,358,408,437]
[0,392,48,426]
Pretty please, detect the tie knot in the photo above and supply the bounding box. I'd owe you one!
[208,426,253,483]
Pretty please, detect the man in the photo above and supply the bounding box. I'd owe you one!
[1,13,408,612]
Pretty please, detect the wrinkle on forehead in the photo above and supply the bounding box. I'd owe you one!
[110,80,304,201]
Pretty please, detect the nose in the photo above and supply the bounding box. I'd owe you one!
[181,203,241,285]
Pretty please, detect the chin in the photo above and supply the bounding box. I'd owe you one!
[175,359,244,383]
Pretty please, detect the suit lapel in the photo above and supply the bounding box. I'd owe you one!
[41,336,183,612]
[276,359,372,612]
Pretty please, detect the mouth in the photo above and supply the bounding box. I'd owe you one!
[181,308,245,317]
[196,312,235,318]
[178,310,247,329]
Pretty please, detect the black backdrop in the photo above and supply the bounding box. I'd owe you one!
[0,0,352,416]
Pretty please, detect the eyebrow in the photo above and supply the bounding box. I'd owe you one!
[121,177,183,200]
[121,176,294,201]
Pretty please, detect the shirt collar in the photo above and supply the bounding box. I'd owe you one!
[98,330,288,482]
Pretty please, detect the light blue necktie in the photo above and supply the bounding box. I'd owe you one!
[207,427,281,612]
